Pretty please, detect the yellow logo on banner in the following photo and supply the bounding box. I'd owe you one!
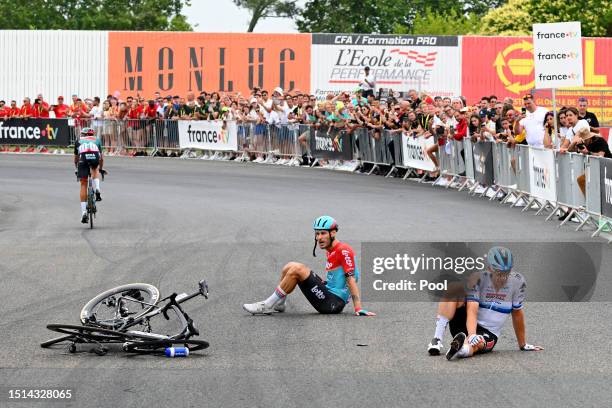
[493,40,535,94]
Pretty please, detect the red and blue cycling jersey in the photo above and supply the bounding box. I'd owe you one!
[325,241,359,302]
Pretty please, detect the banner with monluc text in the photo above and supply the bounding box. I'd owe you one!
[529,148,557,202]
[178,120,238,151]
[0,118,71,146]
[401,133,436,171]
[311,34,460,99]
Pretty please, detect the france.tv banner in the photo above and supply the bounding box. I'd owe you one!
[360,242,607,302]
[178,120,238,151]
[532,21,583,89]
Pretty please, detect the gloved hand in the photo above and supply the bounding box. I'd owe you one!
[354,308,376,316]
[520,344,544,351]
[468,334,485,347]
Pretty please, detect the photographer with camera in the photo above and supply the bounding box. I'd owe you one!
[33,94,50,118]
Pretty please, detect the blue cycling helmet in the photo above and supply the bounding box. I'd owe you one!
[312,216,338,256]
[313,215,338,231]
[487,246,513,272]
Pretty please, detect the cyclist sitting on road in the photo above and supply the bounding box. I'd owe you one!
[426,246,543,360]
[74,127,103,224]
[243,216,376,316]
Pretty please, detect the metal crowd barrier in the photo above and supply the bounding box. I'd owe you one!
[69,118,180,155]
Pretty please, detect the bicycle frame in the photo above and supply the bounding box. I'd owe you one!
[94,280,208,337]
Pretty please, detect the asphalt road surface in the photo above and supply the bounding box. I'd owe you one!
[1,154,611,408]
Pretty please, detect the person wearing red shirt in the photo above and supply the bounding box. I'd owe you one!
[69,95,89,118]
[52,96,69,118]
[9,101,20,117]
[69,99,89,119]
[20,98,36,118]
[127,99,144,150]
[143,100,158,119]
[35,94,50,118]
[453,108,468,141]
[0,100,11,118]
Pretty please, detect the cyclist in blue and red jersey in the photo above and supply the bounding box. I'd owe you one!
[74,127,103,223]
[243,216,375,316]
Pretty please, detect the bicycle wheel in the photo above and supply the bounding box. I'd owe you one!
[123,339,210,354]
[88,183,94,229]
[80,283,160,328]
[45,324,127,343]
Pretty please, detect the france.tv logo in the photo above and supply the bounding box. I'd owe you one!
[536,52,579,60]
[535,31,578,39]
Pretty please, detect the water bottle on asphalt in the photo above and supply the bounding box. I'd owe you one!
[165,347,189,357]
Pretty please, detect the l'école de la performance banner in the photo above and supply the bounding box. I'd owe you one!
[178,120,237,151]
[600,158,612,218]
[311,34,460,99]
[310,129,353,160]
[472,141,494,186]
[0,118,71,146]
[401,133,436,171]
[529,148,557,202]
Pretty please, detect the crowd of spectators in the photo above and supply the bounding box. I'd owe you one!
[0,67,607,165]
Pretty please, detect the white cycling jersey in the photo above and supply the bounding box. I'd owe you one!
[465,271,526,337]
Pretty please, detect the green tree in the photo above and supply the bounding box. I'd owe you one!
[233,0,299,32]
[296,0,507,33]
[0,0,192,31]
[480,0,611,37]
[399,8,483,35]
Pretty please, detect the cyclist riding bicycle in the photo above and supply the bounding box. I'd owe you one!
[74,127,103,223]
[243,216,375,316]
[426,246,543,360]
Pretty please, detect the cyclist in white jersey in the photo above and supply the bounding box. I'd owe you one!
[74,127,103,223]
[426,246,543,360]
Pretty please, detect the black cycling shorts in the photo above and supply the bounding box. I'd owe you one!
[77,152,100,179]
[298,271,346,314]
[449,304,498,353]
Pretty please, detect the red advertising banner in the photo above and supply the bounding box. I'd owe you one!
[108,32,311,98]
[461,36,612,125]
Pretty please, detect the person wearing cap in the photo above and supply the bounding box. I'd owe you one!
[576,97,600,130]
[569,127,611,196]
[243,216,375,316]
[427,246,543,359]
[52,96,69,118]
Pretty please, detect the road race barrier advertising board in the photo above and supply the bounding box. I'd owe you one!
[0,118,71,146]
[532,22,584,89]
[401,133,436,171]
[472,141,494,186]
[107,32,311,98]
[309,127,353,160]
[600,157,612,218]
[528,148,557,203]
[310,34,460,99]
[178,120,238,151]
